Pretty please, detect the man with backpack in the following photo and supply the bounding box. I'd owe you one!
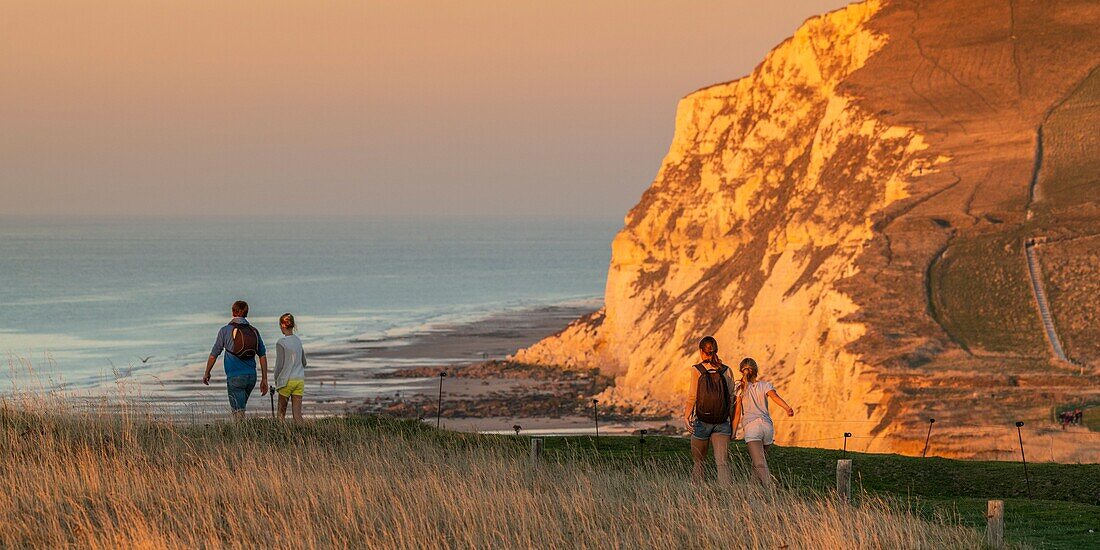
[683,336,736,484]
[203,300,269,418]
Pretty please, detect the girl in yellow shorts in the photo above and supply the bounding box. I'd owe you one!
[273,313,308,421]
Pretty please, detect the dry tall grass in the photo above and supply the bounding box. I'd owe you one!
[1,405,984,549]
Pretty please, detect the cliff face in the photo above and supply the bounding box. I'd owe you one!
[517,0,1100,460]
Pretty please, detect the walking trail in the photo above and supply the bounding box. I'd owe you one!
[1023,123,1072,365]
[1023,241,1069,363]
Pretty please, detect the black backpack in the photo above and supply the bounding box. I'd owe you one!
[227,322,259,360]
[693,363,731,424]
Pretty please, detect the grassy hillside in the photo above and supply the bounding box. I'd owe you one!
[2,410,1097,548]
[930,230,1044,355]
[930,64,1100,363]
[1036,67,1100,217]
[1041,237,1100,367]
[1034,65,1100,368]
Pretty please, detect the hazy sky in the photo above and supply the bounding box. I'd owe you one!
[1,1,849,219]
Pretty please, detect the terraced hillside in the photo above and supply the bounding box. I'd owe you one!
[516,0,1100,461]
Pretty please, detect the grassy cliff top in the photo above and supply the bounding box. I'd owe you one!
[3,411,1097,548]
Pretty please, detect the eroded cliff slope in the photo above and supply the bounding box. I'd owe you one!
[517,0,1100,460]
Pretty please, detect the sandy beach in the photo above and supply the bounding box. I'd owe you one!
[65,302,670,435]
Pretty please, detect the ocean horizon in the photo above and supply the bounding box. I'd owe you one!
[0,215,616,390]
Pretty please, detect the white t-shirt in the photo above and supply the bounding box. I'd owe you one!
[273,334,307,389]
[739,380,776,426]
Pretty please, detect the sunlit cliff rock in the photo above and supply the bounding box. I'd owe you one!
[517,0,1100,461]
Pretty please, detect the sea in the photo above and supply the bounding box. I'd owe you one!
[0,216,616,390]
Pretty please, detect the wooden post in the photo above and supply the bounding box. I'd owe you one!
[836,459,852,503]
[530,438,543,465]
[986,500,1004,549]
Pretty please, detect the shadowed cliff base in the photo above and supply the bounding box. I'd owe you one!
[515,0,1100,462]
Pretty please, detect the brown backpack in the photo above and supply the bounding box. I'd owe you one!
[693,363,731,424]
[227,322,260,360]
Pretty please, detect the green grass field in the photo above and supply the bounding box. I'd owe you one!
[541,434,1100,549]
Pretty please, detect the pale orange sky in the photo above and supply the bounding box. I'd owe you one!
[0,1,850,218]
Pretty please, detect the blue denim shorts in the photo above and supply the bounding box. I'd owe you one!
[692,419,733,440]
[226,373,257,412]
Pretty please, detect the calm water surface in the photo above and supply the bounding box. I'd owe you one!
[0,216,615,388]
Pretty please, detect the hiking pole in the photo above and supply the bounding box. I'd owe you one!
[436,372,446,429]
[922,418,935,458]
[1016,421,1031,498]
[593,399,600,447]
[270,387,276,420]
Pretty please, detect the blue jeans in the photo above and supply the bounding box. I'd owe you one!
[226,373,257,412]
[692,419,733,440]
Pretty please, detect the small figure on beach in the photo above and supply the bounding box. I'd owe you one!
[273,312,307,422]
[732,357,794,488]
[203,300,269,418]
[684,336,736,484]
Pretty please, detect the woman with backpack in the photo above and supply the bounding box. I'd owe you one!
[683,336,736,484]
[732,357,794,487]
[273,312,308,422]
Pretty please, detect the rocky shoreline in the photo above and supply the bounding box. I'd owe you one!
[363,360,672,428]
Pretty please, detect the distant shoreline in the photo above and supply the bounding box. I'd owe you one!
[54,301,608,421]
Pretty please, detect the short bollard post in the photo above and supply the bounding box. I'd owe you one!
[986,500,1004,548]
[836,459,852,503]
[530,438,543,465]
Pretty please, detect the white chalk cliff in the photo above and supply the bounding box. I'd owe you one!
[517,0,1100,460]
